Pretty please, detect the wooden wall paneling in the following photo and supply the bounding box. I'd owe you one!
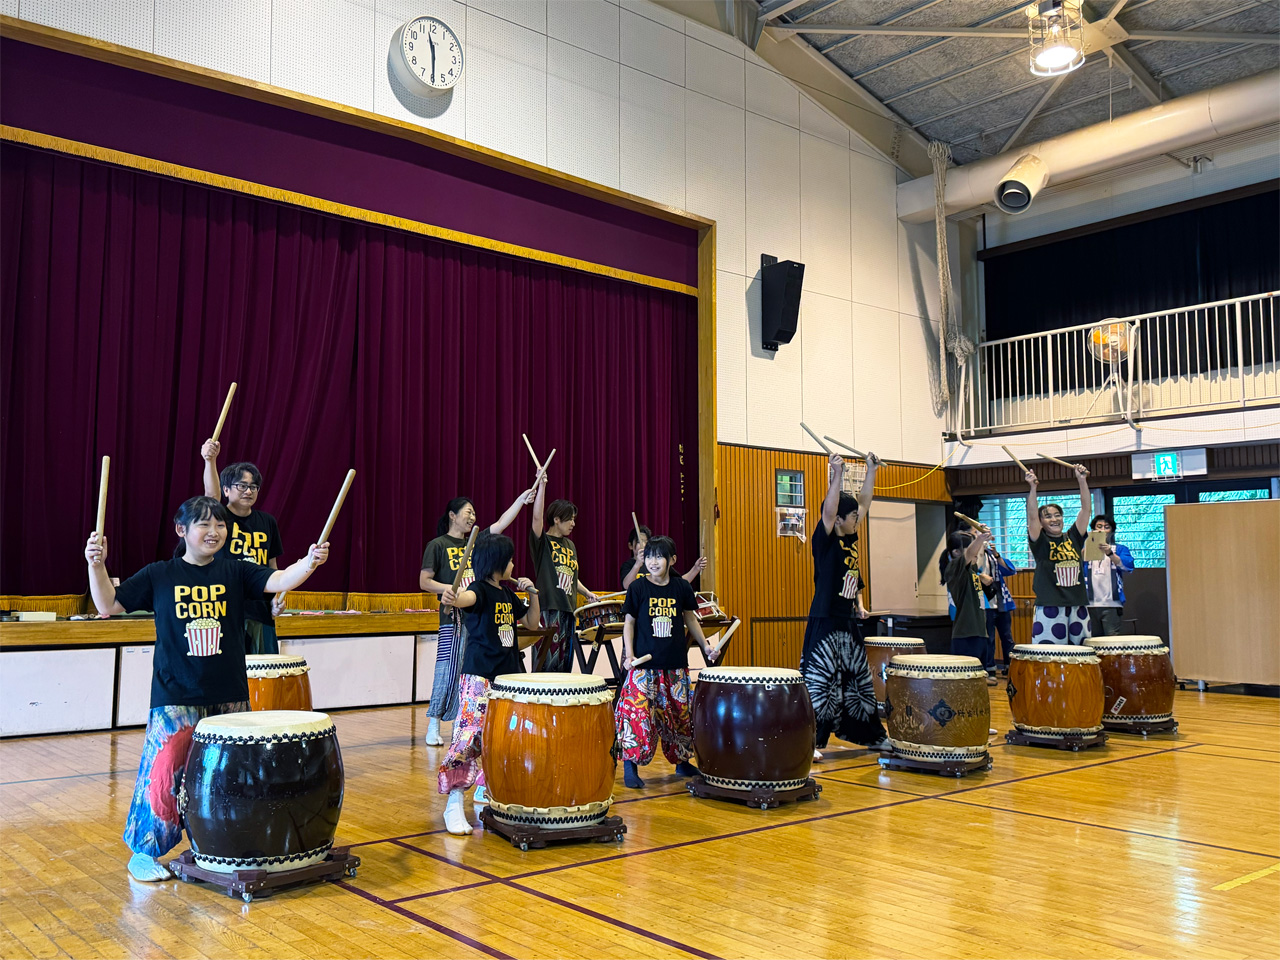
[1166,500,1280,685]
[699,225,718,593]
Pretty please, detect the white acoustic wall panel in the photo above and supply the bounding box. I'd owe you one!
[685,35,743,109]
[686,90,745,279]
[548,39,620,188]
[2,0,17,16]
[117,645,155,727]
[849,149,899,312]
[620,66,685,209]
[413,634,439,703]
[745,61,798,128]
[685,17,743,59]
[0,649,116,736]
[620,6,683,85]
[745,275,804,449]
[849,130,884,161]
[800,292,854,449]
[898,313,945,464]
[465,7,547,165]
[548,0,618,61]
[716,270,748,444]
[21,0,153,50]
[279,635,415,709]
[800,95,849,148]
[745,112,800,275]
[155,0,271,83]
[800,133,851,301]
[373,0,467,141]
[469,0,545,34]
[270,0,373,110]
[898,218,941,324]
[851,301,902,459]
[618,0,683,31]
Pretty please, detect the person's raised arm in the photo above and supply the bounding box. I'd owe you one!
[490,484,537,536]
[857,452,880,516]
[820,453,845,535]
[201,439,221,500]
[1025,469,1042,541]
[85,532,125,616]
[515,578,541,632]
[1073,463,1092,536]
[265,543,330,594]
[683,556,706,583]
[530,474,547,538]
[964,531,993,566]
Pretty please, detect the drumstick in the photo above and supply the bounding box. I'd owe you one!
[1001,444,1030,475]
[522,434,543,471]
[700,519,707,557]
[953,511,984,531]
[709,617,741,658]
[632,511,643,545]
[1037,452,1079,471]
[211,382,237,443]
[824,436,866,460]
[533,448,557,485]
[800,422,832,455]
[317,469,356,544]
[95,456,110,537]
[628,653,653,669]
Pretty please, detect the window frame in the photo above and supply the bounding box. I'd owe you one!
[775,469,805,508]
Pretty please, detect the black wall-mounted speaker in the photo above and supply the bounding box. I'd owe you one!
[760,256,804,351]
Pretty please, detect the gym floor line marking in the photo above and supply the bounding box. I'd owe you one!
[1213,861,1280,891]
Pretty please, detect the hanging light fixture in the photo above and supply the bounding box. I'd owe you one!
[1026,0,1085,77]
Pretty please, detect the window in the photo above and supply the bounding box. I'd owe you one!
[978,493,1084,569]
[1110,494,1175,568]
[776,470,805,507]
[1198,488,1270,502]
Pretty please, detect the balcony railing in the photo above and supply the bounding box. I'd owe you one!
[958,291,1280,437]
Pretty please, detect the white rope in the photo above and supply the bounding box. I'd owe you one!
[927,140,975,418]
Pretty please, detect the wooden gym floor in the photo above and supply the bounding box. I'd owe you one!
[1,686,1276,960]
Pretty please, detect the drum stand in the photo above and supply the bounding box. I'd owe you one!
[478,808,627,852]
[686,775,822,810]
[167,847,360,903]
[878,751,992,778]
[1005,728,1108,751]
[1103,717,1178,736]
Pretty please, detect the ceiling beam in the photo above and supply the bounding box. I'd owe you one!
[818,0,951,56]
[1125,30,1280,44]
[1106,44,1163,103]
[758,0,811,22]
[1000,75,1068,154]
[776,25,1028,38]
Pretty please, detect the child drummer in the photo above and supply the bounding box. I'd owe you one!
[616,536,719,788]
[85,496,328,882]
[529,474,599,671]
[621,523,707,590]
[437,533,541,836]
[1025,462,1093,644]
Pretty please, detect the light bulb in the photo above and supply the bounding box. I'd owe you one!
[1034,43,1078,69]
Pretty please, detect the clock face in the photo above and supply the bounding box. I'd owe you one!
[393,16,463,93]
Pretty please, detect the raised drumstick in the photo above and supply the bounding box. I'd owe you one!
[533,448,557,486]
[522,433,543,471]
[628,653,653,669]
[451,525,481,592]
[1001,444,1030,475]
[800,422,832,455]
[1037,452,1079,470]
[709,617,741,658]
[317,469,356,545]
[95,456,110,537]
[954,511,984,531]
[211,382,237,443]
[632,511,644,545]
[824,435,867,460]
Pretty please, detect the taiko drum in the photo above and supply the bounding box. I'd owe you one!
[482,673,616,829]
[884,654,990,766]
[1085,636,1176,729]
[245,654,313,712]
[1007,644,1105,736]
[864,637,926,707]
[693,667,814,791]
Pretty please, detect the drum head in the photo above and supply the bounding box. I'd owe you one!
[194,710,334,740]
[489,673,611,704]
[889,654,981,668]
[698,666,803,683]
[864,637,925,648]
[573,599,624,616]
[245,654,309,676]
[1086,636,1168,653]
[1011,643,1098,660]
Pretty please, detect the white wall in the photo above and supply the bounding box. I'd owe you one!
[12,0,946,464]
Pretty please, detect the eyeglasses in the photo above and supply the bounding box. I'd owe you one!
[231,482,261,493]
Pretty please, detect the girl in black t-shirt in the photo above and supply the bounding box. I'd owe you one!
[528,475,599,672]
[939,529,996,664]
[620,523,708,590]
[436,533,541,836]
[801,453,890,758]
[85,496,329,883]
[1024,463,1093,645]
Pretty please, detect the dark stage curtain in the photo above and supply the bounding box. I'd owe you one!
[0,144,699,595]
[984,189,1280,341]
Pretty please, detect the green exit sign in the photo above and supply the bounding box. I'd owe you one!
[1152,451,1180,478]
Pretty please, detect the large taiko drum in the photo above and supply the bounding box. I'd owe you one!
[864,638,926,708]
[246,654,313,712]
[482,674,616,829]
[692,667,814,792]
[884,655,990,766]
[1007,644,1105,737]
[1085,636,1176,729]
[181,711,344,873]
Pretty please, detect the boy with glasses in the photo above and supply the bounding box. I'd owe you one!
[1024,463,1093,644]
[202,440,284,653]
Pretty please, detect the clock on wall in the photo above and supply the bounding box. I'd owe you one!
[390,16,463,94]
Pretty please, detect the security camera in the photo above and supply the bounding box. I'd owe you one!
[994,154,1049,214]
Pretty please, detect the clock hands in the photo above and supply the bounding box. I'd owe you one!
[427,30,437,84]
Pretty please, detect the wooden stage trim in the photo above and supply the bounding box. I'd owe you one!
[0,611,440,648]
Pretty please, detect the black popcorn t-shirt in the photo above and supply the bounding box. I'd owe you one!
[114,557,274,708]
[807,523,861,620]
[946,556,987,639]
[422,534,475,612]
[529,531,579,612]
[461,580,529,682]
[623,576,697,670]
[1030,527,1088,607]
[214,509,282,624]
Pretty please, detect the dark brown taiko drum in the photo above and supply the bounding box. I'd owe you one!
[883,654,990,767]
[1085,636,1176,730]
[864,637,925,709]
[693,667,815,791]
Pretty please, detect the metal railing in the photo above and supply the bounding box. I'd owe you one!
[959,291,1280,436]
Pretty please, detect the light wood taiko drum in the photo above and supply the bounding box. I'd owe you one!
[1007,644,1104,737]
[1085,636,1176,730]
[864,638,926,709]
[245,655,313,712]
[482,673,616,829]
[883,654,990,767]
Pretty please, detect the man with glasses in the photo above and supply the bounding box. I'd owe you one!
[1025,462,1093,645]
[202,440,284,653]
[1082,514,1135,636]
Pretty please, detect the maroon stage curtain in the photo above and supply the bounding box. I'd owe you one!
[0,144,699,595]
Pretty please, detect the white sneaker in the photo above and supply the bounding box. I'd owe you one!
[127,852,171,882]
[426,717,444,746]
[813,749,823,762]
[444,788,472,835]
